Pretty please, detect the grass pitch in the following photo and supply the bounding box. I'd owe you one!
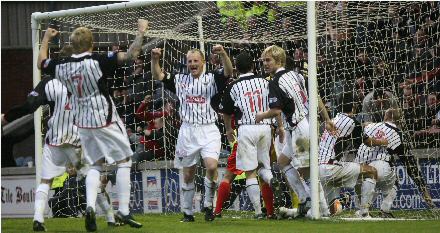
[2,213,440,233]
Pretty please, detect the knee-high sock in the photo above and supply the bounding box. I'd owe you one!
[261,182,274,216]
[203,177,216,208]
[33,183,50,222]
[246,178,262,215]
[360,178,376,214]
[258,168,273,184]
[215,181,231,214]
[116,167,131,215]
[381,185,397,212]
[86,169,101,211]
[182,182,195,215]
[318,182,330,217]
[96,191,115,223]
[282,165,309,203]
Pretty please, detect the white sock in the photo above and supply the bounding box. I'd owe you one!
[97,191,115,223]
[285,208,299,218]
[361,178,376,215]
[257,168,273,184]
[246,178,262,215]
[319,182,330,217]
[33,183,50,223]
[381,185,397,212]
[203,177,216,208]
[182,182,195,215]
[86,169,101,211]
[116,167,131,215]
[282,165,309,203]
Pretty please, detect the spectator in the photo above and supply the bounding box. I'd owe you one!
[359,88,399,123]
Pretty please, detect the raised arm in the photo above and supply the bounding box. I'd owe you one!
[37,28,59,69]
[117,19,149,66]
[151,48,165,81]
[212,45,233,77]
[318,96,337,135]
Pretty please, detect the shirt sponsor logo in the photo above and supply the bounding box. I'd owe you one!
[186,95,206,104]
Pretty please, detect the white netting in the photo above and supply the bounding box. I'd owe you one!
[35,1,439,219]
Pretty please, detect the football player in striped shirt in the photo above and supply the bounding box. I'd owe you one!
[151,44,233,222]
[355,108,404,218]
[255,45,336,217]
[220,52,283,219]
[318,92,387,216]
[38,19,149,231]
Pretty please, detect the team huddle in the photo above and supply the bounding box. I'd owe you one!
[2,18,430,232]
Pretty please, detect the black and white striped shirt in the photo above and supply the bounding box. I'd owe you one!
[4,77,80,146]
[220,73,273,125]
[41,51,119,128]
[319,113,363,164]
[356,122,403,164]
[271,68,309,129]
[162,70,227,124]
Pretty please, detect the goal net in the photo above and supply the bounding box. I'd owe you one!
[32,1,439,219]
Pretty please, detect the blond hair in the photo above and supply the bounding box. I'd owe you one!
[261,45,286,66]
[70,27,93,54]
[385,108,402,123]
[187,48,205,61]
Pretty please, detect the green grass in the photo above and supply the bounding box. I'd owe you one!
[2,213,440,233]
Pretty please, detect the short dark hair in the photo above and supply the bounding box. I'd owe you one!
[340,92,355,113]
[235,52,254,74]
[373,88,386,100]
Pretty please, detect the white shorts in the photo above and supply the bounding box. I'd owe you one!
[282,118,310,168]
[236,125,272,171]
[319,162,360,188]
[174,123,221,168]
[41,144,81,180]
[78,120,133,165]
[368,160,396,192]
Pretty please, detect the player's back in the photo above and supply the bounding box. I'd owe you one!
[319,113,357,163]
[356,122,402,163]
[272,69,308,126]
[44,78,80,147]
[42,51,119,128]
[227,74,271,125]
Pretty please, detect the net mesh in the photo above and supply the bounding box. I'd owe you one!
[36,1,439,219]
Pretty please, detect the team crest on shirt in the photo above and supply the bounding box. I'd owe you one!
[269,97,278,103]
[28,91,39,97]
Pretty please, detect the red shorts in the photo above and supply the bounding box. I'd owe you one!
[226,142,243,175]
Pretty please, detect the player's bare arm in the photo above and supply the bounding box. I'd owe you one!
[212,44,233,77]
[318,96,337,135]
[117,19,149,65]
[364,137,388,147]
[275,113,285,144]
[151,48,165,81]
[255,108,282,123]
[37,27,59,69]
[222,114,235,144]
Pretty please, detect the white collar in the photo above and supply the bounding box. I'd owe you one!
[71,52,92,58]
[276,67,285,73]
[239,72,254,78]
